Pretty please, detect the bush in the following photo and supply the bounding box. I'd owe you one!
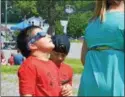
[67,11,93,38]
[55,20,64,35]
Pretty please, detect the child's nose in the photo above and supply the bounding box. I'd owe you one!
[58,56,63,61]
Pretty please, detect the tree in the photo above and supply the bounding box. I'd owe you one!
[67,11,93,38]
[73,1,95,13]
[12,1,39,21]
[55,20,63,35]
[36,0,66,35]
[2,0,95,37]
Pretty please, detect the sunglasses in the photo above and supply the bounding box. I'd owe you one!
[28,32,47,45]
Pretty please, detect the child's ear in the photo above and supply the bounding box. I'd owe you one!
[29,44,38,50]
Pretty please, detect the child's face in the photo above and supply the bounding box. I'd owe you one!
[30,28,55,52]
[50,51,66,65]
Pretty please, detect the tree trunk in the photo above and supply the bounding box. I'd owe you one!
[47,0,56,35]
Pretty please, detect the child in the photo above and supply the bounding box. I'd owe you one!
[8,53,14,66]
[50,34,73,96]
[17,25,61,96]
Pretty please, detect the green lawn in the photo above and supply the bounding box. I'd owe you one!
[65,58,83,74]
[1,65,20,74]
[1,58,83,74]
[70,40,83,43]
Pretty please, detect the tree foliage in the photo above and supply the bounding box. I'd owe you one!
[67,11,93,38]
[55,20,64,35]
[12,1,39,19]
[1,0,95,36]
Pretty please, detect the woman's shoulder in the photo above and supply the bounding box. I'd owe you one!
[105,11,124,19]
[106,11,124,14]
[105,11,124,27]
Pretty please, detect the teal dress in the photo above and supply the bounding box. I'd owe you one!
[78,12,124,96]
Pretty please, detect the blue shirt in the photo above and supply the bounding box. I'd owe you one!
[14,53,24,65]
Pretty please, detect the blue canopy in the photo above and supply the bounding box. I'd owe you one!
[10,21,31,30]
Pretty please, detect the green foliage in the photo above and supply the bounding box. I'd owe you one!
[74,1,95,13]
[55,20,64,35]
[2,1,95,22]
[67,11,93,38]
[13,31,20,37]
[70,40,82,43]
[2,1,95,36]
[12,1,39,19]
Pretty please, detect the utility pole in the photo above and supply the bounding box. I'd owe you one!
[0,0,1,50]
[5,0,7,41]
[0,0,1,95]
[0,0,1,32]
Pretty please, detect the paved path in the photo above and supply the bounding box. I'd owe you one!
[1,74,81,96]
[67,43,82,59]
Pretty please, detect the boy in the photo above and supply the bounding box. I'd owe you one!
[50,34,73,96]
[17,25,61,96]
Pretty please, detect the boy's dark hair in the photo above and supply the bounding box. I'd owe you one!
[17,25,42,58]
[52,34,70,55]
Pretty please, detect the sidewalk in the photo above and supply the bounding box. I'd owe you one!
[1,74,81,96]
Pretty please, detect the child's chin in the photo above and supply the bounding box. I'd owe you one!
[48,45,55,51]
[51,44,55,49]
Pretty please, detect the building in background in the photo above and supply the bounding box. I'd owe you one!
[27,16,49,33]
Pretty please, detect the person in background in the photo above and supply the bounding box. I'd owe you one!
[1,51,7,65]
[50,34,73,96]
[8,53,15,66]
[14,50,24,65]
[78,0,124,96]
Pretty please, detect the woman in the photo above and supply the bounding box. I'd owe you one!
[1,51,7,65]
[78,0,124,96]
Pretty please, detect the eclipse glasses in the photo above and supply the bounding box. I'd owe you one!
[28,32,46,45]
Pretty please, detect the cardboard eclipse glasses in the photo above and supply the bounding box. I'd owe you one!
[28,32,46,45]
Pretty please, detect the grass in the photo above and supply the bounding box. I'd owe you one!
[1,58,83,74]
[70,40,83,43]
[1,65,19,74]
[65,58,83,74]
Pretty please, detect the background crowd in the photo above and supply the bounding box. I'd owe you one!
[1,49,24,66]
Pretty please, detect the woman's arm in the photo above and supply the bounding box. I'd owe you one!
[80,40,88,66]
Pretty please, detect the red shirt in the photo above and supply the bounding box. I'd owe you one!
[18,56,61,96]
[57,63,73,86]
[56,63,73,96]
[8,56,14,66]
